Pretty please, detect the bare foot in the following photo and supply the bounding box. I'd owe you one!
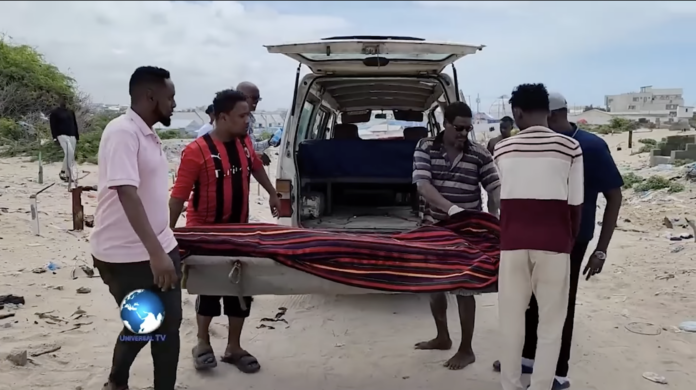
[414,337,452,350]
[444,351,476,370]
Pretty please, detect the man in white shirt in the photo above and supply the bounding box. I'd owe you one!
[196,104,214,138]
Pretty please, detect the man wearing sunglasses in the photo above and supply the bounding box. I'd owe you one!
[412,101,501,370]
[237,82,280,166]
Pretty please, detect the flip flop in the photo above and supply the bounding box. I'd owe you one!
[221,351,261,374]
[492,360,534,374]
[192,344,217,370]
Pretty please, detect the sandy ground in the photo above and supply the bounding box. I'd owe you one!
[1,130,695,390]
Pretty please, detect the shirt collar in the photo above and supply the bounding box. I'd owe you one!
[125,108,155,137]
[558,122,579,138]
[518,125,554,134]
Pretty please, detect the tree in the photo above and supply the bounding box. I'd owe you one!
[0,36,78,119]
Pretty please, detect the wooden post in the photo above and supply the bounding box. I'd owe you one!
[628,130,633,149]
[70,185,97,231]
[71,187,84,231]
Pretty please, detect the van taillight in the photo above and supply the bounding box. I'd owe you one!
[276,179,293,218]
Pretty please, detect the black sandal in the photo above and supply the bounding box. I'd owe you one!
[221,351,261,374]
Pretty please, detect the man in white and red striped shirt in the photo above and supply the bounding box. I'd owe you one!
[493,84,583,390]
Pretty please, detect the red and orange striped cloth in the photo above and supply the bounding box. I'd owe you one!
[174,210,500,293]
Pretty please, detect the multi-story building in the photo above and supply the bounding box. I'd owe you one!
[605,86,684,120]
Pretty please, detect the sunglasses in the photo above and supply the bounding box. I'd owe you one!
[452,125,473,132]
[249,96,262,103]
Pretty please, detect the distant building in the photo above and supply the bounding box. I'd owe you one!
[605,86,686,123]
[569,109,614,126]
[153,119,201,135]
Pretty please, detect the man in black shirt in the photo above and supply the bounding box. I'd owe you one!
[49,97,79,185]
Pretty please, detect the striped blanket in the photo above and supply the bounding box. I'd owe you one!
[174,210,500,293]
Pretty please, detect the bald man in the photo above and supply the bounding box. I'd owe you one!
[236,82,275,154]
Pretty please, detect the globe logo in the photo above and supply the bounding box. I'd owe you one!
[119,289,165,335]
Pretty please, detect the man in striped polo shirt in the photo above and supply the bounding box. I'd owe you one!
[412,101,501,370]
[493,84,583,390]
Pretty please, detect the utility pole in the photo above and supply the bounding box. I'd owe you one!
[476,93,481,115]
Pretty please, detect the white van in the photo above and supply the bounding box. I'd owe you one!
[266,36,484,232]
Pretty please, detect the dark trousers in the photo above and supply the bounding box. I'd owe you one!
[195,295,253,318]
[93,248,183,390]
[522,241,590,377]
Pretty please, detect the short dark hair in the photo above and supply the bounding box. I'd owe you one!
[500,116,514,123]
[508,83,550,114]
[128,66,170,96]
[443,101,473,124]
[205,104,214,115]
[212,89,247,117]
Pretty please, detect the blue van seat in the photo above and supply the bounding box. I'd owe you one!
[298,139,418,181]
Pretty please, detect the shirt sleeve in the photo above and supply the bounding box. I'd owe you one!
[171,143,203,200]
[252,138,270,152]
[49,111,58,139]
[246,137,264,171]
[101,127,141,188]
[588,141,624,193]
[568,150,585,238]
[412,140,432,185]
[478,148,501,193]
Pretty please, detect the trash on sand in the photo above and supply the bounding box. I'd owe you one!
[0,294,25,306]
[678,321,696,332]
[642,372,668,384]
[670,245,685,253]
[30,344,61,357]
[6,349,28,366]
[625,322,662,336]
[46,261,60,271]
[76,287,91,294]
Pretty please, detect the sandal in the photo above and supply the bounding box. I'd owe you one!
[192,344,218,370]
[221,351,261,374]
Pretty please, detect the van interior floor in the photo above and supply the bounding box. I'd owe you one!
[300,206,421,231]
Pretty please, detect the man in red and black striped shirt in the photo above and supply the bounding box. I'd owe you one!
[169,89,279,374]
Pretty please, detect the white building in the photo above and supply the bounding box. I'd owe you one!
[605,86,686,123]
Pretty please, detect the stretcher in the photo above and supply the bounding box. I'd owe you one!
[177,211,501,299]
[183,256,389,296]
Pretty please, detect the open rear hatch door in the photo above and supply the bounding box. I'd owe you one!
[265,35,484,75]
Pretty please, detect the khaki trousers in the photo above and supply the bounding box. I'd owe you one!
[498,250,570,390]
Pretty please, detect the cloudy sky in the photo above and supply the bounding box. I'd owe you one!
[1,1,694,111]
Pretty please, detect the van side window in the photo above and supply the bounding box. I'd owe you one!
[308,107,330,140]
[296,101,316,141]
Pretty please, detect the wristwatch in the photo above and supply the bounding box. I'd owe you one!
[593,251,607,260]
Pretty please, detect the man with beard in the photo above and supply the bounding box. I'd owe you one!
[493,84,583,390]
[90,66,181,390]
[169,89,280,374]
[487,116,514,154]
[412,101,501,370]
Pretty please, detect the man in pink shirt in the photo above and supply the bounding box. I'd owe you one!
[90,66,181,390]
